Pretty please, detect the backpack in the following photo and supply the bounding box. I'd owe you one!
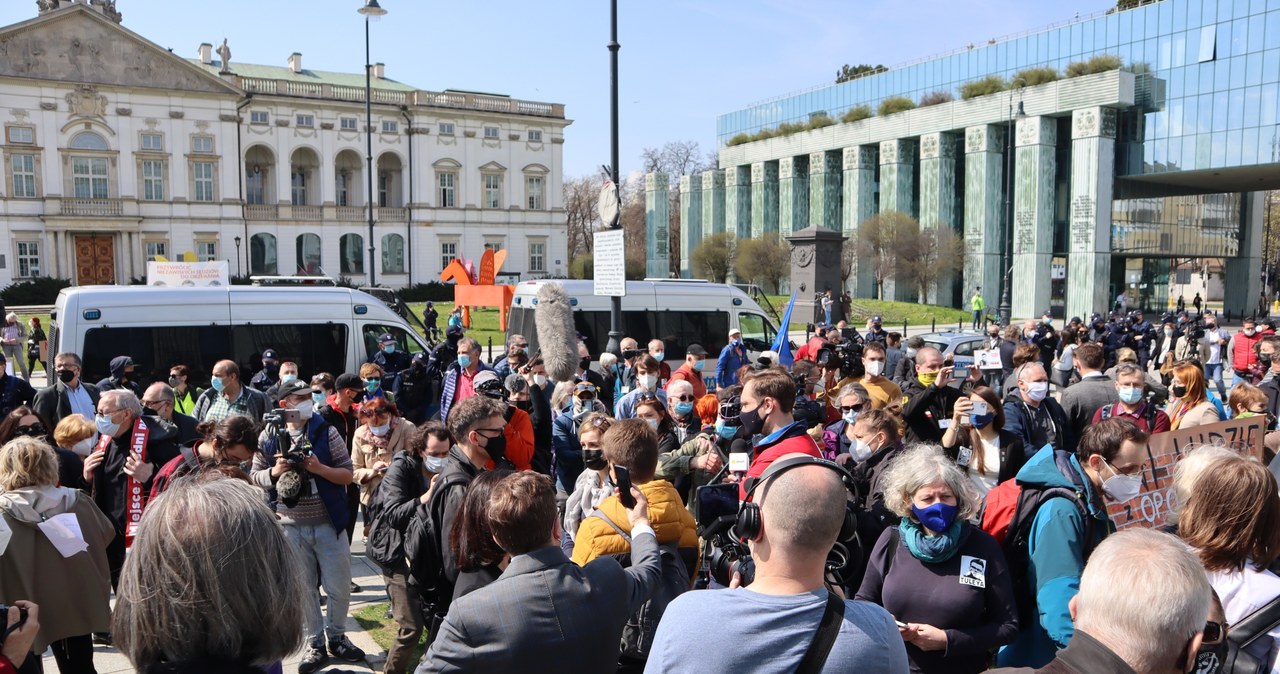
[402,471,472,609]
[979,449,1097,624]
[589,509,696,662]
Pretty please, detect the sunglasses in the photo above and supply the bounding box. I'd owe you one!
[1203,620,1226,644]
[14,424,45,437]
[635,392,660,403]
[839,404,865,413]
[589,416,610,428]
[673,394,696,402]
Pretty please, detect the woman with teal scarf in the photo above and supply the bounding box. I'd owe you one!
[856,444,1019,674]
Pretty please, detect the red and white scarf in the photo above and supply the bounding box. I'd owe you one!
[97,417,150,548]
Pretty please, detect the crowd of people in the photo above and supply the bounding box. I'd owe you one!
[0,300,1275,674]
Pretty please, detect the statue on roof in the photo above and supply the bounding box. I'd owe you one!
[36,0,61,12]
[216,38,232,74]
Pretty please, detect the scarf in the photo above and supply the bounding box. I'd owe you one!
[97,417,150,549]
[899,517,970,564]
[363,418,396,451]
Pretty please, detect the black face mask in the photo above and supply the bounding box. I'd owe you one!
[579,357,591,371]
[57,369,76,384]
[483,434,507,463]
[503,405,516,422]
[168,376,181,388]
[583,448,608,471]
[1261,352,1274,366]
[737,404,765,438]
[1172,384,1189,398]
[515,399,533,412]
[1192,640,1226,674]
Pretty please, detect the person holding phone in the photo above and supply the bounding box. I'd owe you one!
[351,397,412,539]
[901,347,980,445]
[941,386,1025,496]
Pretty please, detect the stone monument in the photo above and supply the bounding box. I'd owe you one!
[787,226,846,326]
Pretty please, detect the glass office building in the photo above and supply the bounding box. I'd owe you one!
[660,0,1279,318]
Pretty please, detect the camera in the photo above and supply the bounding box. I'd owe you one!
[0,603,28,639]
[816,339,863,379]
[1182,315,1206,341]
[263,408,314,507]
[695,483,756,587]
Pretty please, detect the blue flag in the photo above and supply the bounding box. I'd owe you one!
[771,291,798,367]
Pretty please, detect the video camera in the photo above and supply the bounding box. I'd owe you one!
[815,338,864,378]
[695,482,756,587]
[263,408,314,508]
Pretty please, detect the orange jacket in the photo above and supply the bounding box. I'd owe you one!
[486,407,534,471]
[667,363,707,399]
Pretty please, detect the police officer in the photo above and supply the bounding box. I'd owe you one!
[1129,309,1154,367]
[864,316,887,344]
[394,352,430,424]
[371,333,411,379]
[249,349,280,393]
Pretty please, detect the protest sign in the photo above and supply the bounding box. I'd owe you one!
[146,261,230,287]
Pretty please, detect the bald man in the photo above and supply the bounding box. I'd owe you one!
[900,347,979,444]
[646,455,908,672]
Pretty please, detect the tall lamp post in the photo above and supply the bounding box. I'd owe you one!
[234,236,241,276]
[604,0,623,358]
[998,85,1026,327]
[359,0,386,286]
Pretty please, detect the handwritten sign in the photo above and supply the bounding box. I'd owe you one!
[1109,416,1266,530]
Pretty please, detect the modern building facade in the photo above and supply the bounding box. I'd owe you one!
[668,0,1279,319]
[0,3,569,288]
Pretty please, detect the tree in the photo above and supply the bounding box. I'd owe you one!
[855,211,916,300]
[691,232,737,283]
[735,233,790,293]
[563,175,602,258]
[897,223,966,301]
[835,63,888,83]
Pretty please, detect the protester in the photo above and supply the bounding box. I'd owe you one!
[449,468,514,601]
[941,385,1025,495]
[113,478,307,674]
[32,352,100,426]
[359,363,394,404]
[1232,317,1264,385]
[634,393,679,454]
[563,413,615,555]
[1001,344,1042,396]
[25,318,44,377]
[142,381,199,446]
[1178,456,1280,671]
[1200,311,1230,398]
[1002,362,1071,457]
[892,335,926,387]
[716,328,749,388]
[596,352,619,406]
[0,406,52,448]
[149,416,257,498]
[439,337,489,422]
[193,360,269,423]
[575,342,608,393]
[51,413,94,490]
[1166,361,1219,430]
[505,373,551,474]
[1090,362,1172,435]
[552,382,605,496]
[418,471,660,672]
[473,371,531,471]
[0,314,28,380]
[737,369,823,498]
[821,382,869,461]
[857,445,1018,673]
[351,398,412,533]
[167,365,200,417]
[0,355,35,419]
[667,344,709,399]
[0,436,114,674]
[1059,343,1118,439]
[615,355,667,420]
[845,409,907,550]
[492,334,528,380]
[665,379,702,444]
[647,455,909,672]
[901,347,975,444]
[859,342,902,410]
[996,417,1149,667]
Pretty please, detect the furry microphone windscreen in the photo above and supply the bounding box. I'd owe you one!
[536,282,579,383]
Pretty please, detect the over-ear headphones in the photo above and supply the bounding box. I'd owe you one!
[735,454,860,545]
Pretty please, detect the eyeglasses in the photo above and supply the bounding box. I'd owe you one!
[589,416,610,428]
[474,427,504,438]
[673,394,696,402]
[141,399,167,407]
[1203,620,1226,644]
[97,408,121,416]
[635,392,660,403]
[839,404,864,413]
[515,343,529,349]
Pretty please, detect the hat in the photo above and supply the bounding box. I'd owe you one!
[335,373,363,392]
[110,355,135,371]
[686,343,709,357]
[1041,310,1052,317]
[728,328,742,337]
[276,378,318,403]
[574,381,597,398]
[473,370,499,387]
[505,373,528,395]
[412,351,427,363]
[378,332,394,343]
[1069,316,1082,324]
[871,316,882,324]
[262,348,279,360]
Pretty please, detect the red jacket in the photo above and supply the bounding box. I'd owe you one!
[1233,329,1265,372]
[740,422,822,499]
[668,363,707,399]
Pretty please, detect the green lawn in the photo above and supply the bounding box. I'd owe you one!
[353,602,428,665]
[762,295,972,333]
[405,302,507,354]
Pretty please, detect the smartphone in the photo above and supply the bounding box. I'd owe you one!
[952,366,970,380]
[971,400,989,417]
[614,465,636,508]
[895,620,908,628]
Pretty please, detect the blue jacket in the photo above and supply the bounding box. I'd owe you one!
[260,415,347,533]
[996,447,1113,668]
[551,410,585,493]
[614,387,666,420]
[716,342,749,388]
[439,361,494,423]
[1002,388,1074,459]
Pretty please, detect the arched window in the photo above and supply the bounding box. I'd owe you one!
[250,233,278,275]
[382,233,405,274]
[69,131,109,151]
[340,233,364,274]
[296,233,321,275]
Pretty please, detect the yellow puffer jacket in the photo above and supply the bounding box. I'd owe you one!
[571,479,700,582]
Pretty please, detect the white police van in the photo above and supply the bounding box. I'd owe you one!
[506,279,781,370]
[50,285,429,386]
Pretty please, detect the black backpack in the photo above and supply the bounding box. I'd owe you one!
[589,509,696,663]
[402,471,471,608]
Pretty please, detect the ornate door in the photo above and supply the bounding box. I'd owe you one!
[74,235,115,285]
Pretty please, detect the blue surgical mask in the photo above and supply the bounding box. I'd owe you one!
[674,401,694,416]
[911,502,958,532]
[425,455,447,474]
[645,418,659,430]
[653,351,665,362]
[364,379,381,392]
[971,412,995,429]
[281,374,297,385]
[715,421,737,439]
[312,392,326,406]
[94,414,120,438]
[693,359,706,372]
[210,376,226,392]
[384,344,396,354]
[457,354,472,369]
[1118,386,1143,405]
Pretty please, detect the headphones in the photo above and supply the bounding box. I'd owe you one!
[735,454,860,546]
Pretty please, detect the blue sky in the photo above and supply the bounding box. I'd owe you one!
[1,0,1116,179]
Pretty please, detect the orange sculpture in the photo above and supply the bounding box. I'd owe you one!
[440,248,516,330]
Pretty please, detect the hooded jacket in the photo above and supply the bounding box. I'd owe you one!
[95,356,142,396]
[995,448,1113,669]
[1002,387,1073,459]
[570,478,699,582]
[0,485,115,651]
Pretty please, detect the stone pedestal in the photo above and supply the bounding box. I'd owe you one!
[1067,107,1116,320]
[787,226,847,325]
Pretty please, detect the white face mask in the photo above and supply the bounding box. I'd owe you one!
[1101,461,1142,503]
[905,347,917,359]
[533,373,548,388]
[864,360,885,377]
[293,400,314,421]
[842,410,859,426]
[71,435,97,457]
[424,455,447,474]
[638,374,658,391]
[849,437,875,462]
[370,422,391,437]
[1024,381,1049,403]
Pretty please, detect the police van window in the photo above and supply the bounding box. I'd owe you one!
[953,341,977,357]
[654,311,730,359]
[231,324,347,381]
[83,325,233,386]
[362,324,424,361]
[737,313,775,352]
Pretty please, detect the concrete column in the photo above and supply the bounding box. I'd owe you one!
[1067,107,1117,321]
[646,172,672,278]
[963,125,1007,316]
[918,132,958,305]
[843,146,877,297]
[880,139,917,301]
[701,169,725,236]
[1012,116,1057,319]
[724,166,751,239]
[1225,191,1263,318]
[778,156,809,235]
[678,174,701,278]
[809,151,842,231]
[750,161,779,238]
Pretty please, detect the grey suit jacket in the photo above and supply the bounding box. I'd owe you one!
[1060,374,1119,439]
[418,532,662,673]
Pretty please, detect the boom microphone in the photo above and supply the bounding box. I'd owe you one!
[536,282,579,383]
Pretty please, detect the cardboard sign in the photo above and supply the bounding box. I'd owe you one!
[1109,416,1266,530]
[146,261,230,287]
[975,349,1003,371]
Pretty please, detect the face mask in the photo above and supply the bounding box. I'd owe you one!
[71,436,98,457]
[515,399,533,412]
[971,412,995,429]
[865,360,885,377]
[1171,383,1188,398]
[312,392,326,406]
[281,374,297,385]
[737,405,765,438]
[1194,640,1227,674]
[583,449,608,471]
[842,410,859,426]
[849,438,874,462]
[692,360,706,372]
[653,351,665,362]
[645,418,660,430]
[579,357,591,370]
[365,379,381,392]
[1025,381,1049,402]
[210,376,226,392]
[1164,329,1174,337]
[370,422,391,437]
[1101,462,1142,503]
[384,344,396,354]
[715,421,738,440]
[57,369,76,384]
[674,401,694,416]
[906,347,917,359]
[294,400,314,421]
[457,354,472,369]
[1118,386,1143,405]
[424,455,447,474]
[168,375,181,388]
[1245,329,1256,337]
[1042,317,1051,325]
[483,433,506,462]
[911,502,958,532]
[263,360,277,370]
[533,373,547,388]
[95,414,120,438]
[1261,352,1274,366]
[639,374,658,391]
[917,371,939,387]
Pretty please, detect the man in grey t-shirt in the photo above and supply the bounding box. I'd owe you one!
[645,455,908,673]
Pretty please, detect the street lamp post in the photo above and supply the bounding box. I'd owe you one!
[998,85,1026,327]
[359,0,386,286]
[234,236,241,276]
[604,0,623,358]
